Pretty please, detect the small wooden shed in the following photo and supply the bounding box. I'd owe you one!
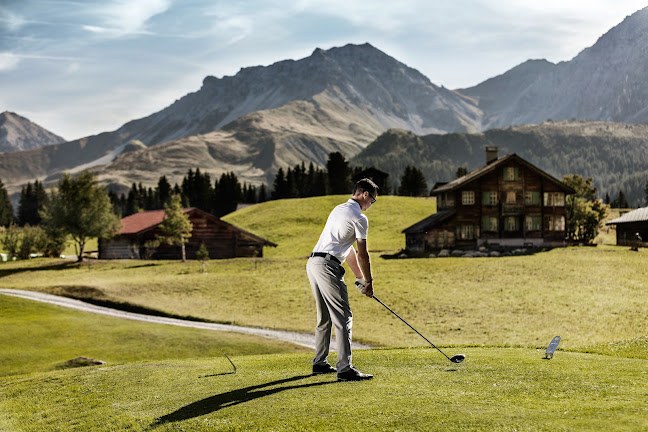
[98,207,276,260]
[605,207,648,247]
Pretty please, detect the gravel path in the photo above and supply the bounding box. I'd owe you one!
[0,289,371,350]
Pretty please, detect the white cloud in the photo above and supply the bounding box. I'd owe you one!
[0,52,21,72]
[82,0,172,37]
[0,9,26,31]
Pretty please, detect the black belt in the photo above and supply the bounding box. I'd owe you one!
[310,252,341,265]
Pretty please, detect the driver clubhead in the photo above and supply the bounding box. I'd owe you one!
[450,354,466,363]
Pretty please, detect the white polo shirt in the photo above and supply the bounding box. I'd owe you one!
[312,199,368,263]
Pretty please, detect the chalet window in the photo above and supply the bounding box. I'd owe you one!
[457,225,477,240]
[506,191,517,204]
[482,216,498,232]
[525,215,541,231]
[524,191,540,205]
[504,216,520,231]
[462,191,475,205]
[544,192,565,207]
[445,193,455,207]
[504,167,518,181]
[543,215,565,231]
[482,191,498,206]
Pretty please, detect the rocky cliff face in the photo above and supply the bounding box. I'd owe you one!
[458,7,648,129]
[0,111,64,153]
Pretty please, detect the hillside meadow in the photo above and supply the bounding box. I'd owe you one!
[0,196,645,350]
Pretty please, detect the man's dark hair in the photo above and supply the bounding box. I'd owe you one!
[353,178,380,196]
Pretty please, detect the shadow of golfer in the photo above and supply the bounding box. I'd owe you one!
[151,374,334,427]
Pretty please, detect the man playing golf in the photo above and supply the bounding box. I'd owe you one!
[307,178,378,381]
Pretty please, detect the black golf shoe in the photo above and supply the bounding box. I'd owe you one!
[312,363,336,375]
[337,366,373,382]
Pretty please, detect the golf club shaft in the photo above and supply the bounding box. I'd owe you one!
[372,295,452,361]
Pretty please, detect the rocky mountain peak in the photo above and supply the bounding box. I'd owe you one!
[0,111,65,153]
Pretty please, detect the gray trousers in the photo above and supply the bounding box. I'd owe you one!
[306,256,353,373]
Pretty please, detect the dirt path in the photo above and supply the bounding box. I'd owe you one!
[0,289,371,350]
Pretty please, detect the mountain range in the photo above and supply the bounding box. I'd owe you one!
[2,7,648,205]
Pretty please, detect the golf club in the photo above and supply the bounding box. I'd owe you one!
[372,295,465,364]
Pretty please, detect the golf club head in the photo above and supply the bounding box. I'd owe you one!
[450,354,465,363]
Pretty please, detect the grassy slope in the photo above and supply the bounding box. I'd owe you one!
[0,295,308,377]
[1,348,647,431]
[0,197,646,349]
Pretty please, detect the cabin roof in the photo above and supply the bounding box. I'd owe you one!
[117,207,277,247]
[431,154,575,195]
[606,207,648,225]
[119,209,189,234]
[402,209,456,234]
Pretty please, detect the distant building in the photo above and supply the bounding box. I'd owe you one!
[403,147,575,251]
[99,207,276,260]
[605,207,648,247]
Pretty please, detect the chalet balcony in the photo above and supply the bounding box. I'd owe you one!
[501,203,525,215]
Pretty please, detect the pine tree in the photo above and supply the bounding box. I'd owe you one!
[157,176,172,208]
[125,183,139,216]
[214,172,242,217]
[0,179,14,227]
[398,166,428,196]
[327,152,351,194]
[18,182,34,226]
[456,167,468,178]
[258,184,268,202]
[18,180,49,225]
[272,168,287,200]
[644,180,648,206]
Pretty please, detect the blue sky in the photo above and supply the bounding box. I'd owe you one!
[1,0,646,141]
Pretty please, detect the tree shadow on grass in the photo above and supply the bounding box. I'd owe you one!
[0,261,74,278]
[150,374,335,427]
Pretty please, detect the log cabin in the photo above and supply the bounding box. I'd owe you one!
[403,147,575,251]
[605,207,648,248]
[98,207,276,259]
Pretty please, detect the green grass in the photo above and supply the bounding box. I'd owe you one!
[1,247,645,350]
[1,348,647,431]
[2,196,648,431]
[0,294,308,377]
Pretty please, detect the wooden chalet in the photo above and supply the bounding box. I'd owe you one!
[403,147,575,251]
[605,207,648,247]
[98,207,276,260]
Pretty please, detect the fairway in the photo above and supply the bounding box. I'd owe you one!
[1,348,647,431]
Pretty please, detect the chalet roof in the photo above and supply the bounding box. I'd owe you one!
[118,207,277,247]
[431,154,575,195]
[402,209,456,234]
[606,207,648,225]
[119,209,189,234]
